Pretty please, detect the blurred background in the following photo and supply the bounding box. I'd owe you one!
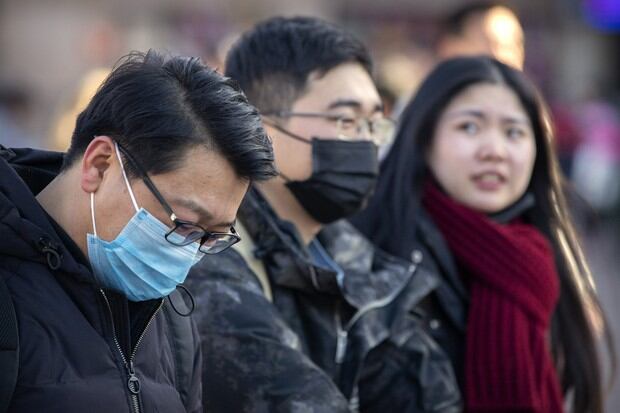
[1,0,619,409]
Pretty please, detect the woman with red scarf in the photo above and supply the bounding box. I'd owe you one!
[353,56,613,412]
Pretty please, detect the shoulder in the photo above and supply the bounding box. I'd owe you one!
[185,247,295,340]
[320,219,414,272]
[319,219,373,253]
[186,247,265,297]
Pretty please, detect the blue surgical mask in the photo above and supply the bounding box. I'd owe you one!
[87,144,200,301]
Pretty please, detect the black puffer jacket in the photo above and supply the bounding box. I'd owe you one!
[0,146,202,413]
[185,188,461,412]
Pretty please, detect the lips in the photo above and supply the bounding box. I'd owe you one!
[471,171,506,190]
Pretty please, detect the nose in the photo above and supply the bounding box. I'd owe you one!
[476,132,507,162]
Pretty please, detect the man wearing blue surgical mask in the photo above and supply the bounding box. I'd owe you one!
[0,50,275,412]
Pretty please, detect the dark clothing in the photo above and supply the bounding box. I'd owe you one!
[354,173,562,412]
[353,189,543,389]
[391,210,470,390]
[186,188,461,412]
[424,184,563,412]
[0,146,202,413]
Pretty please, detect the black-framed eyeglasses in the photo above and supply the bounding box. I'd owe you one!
[263,111,395,146]
[115,143,241,254]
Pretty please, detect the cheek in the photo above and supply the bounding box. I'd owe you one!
[428,135,473,184]
[93,193,136,241]
[274,135,313,180]
[511,141,537,186]
[90,173,135,234]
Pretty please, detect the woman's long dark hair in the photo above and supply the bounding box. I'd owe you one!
[354,56,614,413]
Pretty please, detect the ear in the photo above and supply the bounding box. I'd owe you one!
[80,136,117,194]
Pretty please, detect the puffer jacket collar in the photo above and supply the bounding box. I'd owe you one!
[239,187,340,294]
[238,187,422,315]
[319,220,421,310]
[0,145,92,283]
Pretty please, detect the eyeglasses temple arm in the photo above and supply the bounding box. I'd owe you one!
[115,143,176,221]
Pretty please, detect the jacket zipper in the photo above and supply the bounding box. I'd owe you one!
[333,261,419,365]
[308,265,321,291]
[100,289,163,413]
[334,309,348,364]
[333,262,418,413]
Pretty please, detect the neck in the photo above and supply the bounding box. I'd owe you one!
[256,178,322,245]
[36,169,90,257]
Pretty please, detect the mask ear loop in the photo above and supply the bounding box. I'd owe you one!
[262,117,312,144]
[113,142,140,213]
[278,171,294,183]
[167,284,196,317]
[90,192,98,237]
[261,119,307,184]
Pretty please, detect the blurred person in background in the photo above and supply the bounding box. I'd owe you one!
[353,56,613,413]
[571,98,620,221]
[436,1,525,70]
[0,50,275,412]
[430,0,605,227]
[378,1,525,143]
[185,16,462,413]
[51,68,110,151]
[0,84,40,148]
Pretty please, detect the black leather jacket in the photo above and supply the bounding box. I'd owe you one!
[379,199,537,391]
[185,188,462,412]
[404,211,469,390]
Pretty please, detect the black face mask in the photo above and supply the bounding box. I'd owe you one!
[284,137,379,224]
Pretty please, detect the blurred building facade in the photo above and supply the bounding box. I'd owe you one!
[1,0,618,149]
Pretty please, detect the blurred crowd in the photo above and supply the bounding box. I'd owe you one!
[2,1,619,225]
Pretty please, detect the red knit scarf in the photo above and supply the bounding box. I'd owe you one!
[423,183,564,412]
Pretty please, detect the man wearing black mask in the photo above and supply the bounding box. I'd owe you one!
[185,17,461,412]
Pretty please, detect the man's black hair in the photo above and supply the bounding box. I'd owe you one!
[224,16,373,113]
[63,50,276,181]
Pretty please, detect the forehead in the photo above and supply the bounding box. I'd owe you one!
[151,146,248,220]
[292,62,380,112]
[465,8,522,38]
[483,7,524,39]
[442,83,528,119]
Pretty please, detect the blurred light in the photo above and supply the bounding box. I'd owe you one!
[583,0,620,31]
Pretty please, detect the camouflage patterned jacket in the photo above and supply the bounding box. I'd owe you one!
[185,188,462,412]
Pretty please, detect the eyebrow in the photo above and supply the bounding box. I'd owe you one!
[171,197,236,228]
[446,109,530,125]
[327,99,384,114]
